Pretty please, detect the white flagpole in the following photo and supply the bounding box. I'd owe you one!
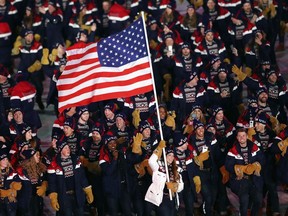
[140,12,173,200]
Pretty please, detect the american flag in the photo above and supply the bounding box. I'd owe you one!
[57,17,153,113]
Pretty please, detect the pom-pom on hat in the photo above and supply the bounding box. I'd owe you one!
[20,148,37,160]
[255,112,267,125]
[173,131,187,147]
[138,120,151,133]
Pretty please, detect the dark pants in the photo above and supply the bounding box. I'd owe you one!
[199,170,214,216]
[179,181,194,216]
[58,194,84,216]
[145,195,176,216]
[0,199,16,216]
[87,171,105,216]
[234,179,262,216]
[263,173,280,213]
[105,184,131,216]
[18,195,43,216]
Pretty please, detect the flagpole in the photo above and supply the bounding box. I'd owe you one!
[140,12,173,200]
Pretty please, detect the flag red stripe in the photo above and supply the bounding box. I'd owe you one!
[59,85,153,112]
[58,73,152,100]
[58,62,150,90]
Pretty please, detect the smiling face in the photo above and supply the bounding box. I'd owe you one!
[236,131,248,147]
[107,140,117,152]
[0,157,8,169]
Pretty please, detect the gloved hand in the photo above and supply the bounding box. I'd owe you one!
[116,136,126,145]
[134,159,152,177]
[245,67,252,77]
[232,65,247,82]
[80,156,89,167]
[278,138,288,156]
[132,133,143,155]
[252,162,261,176]
[0,188,17,202]
[163,73,172,101]
[194,151,210,169]
[165,111,176,130]
[49,192,60,211]
[234,164,246,180]
[36,181,48,197]
[220,165,230,184]
[11,36,22,56]
[193,176,201,193]
[83,186,94,204]
[270,4,276,18]
[132,109,141,129]
[41,48,49,65]
[247,127,256,141]
[183,124,193,134]
[10,182,22,191]
[34,33,41,42]
[166,181,178,193]
[244,164,255,175]
[49,49,58,64]
[153,140,166,159]
[87,161,101,175]
[28,60,42,73]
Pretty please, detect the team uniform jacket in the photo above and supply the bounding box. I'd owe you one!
[47,154,90,208]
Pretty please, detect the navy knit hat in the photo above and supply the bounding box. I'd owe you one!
[104,102,117,113]
[186,71,198,82]
[64,117,76,129]
[13,107,23,114]
[247,97,257,107]
[193,120,204,130]
[21,125,31,135]
[212,106,223,116]
[187,4,195,9]
[57,140,68,153]
[0,148,8,160]
[191,104,202,112]
[22,28,33,37]
[165,147,174,155]
[91,122,104,135]
[103,131,117,145]
[255,112,267,125]
[210,55,221,65]
[266,69,276,79]
[164,32,174,41]
[77,106,89,117]
[115,112,126,121]
[256,88,268,98]
[181,42,191,50]
[218,67,228,74]
[0,64,9,77]
[21,148,36,160]
[138,120,151,133]
[173,131,187,147]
